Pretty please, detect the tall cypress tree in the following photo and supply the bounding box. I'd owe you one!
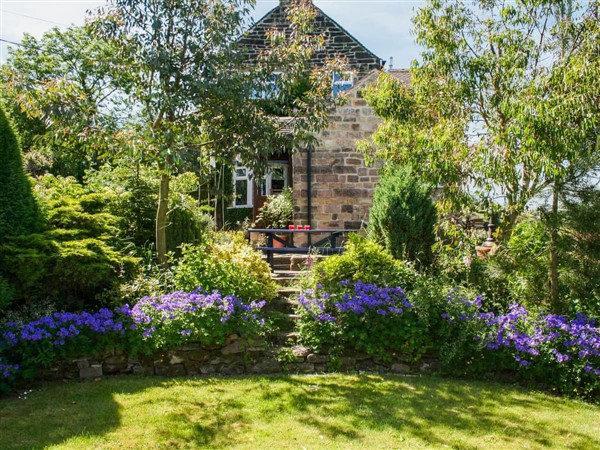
[0,106,41,238]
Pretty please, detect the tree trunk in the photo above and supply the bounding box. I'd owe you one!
[549,182,560,313]
[156,172,170,266]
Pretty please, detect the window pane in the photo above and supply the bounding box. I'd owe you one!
[270,167,286,194]
[235,180,248,206]
[260,178,267,196]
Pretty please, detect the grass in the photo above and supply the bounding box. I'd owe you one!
[1,374,599,449]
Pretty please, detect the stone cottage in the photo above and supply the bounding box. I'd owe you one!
[232,0,410,231]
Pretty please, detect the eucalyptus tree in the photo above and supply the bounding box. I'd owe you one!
[92,0,344,265]
[361,0,599,311]
[362,0,599,235]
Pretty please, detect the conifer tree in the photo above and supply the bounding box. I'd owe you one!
[0,106,40,238]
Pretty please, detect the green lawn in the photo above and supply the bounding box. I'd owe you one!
[1,374,598,449]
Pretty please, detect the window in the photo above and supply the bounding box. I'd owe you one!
[252,72,282,99]
[233,161,253,208]
[259,163,289,197]
[332,72,354,96]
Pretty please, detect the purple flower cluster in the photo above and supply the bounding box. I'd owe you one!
[0,357,19,378]
[127,289,266,339]
[0,289,268,380]
[299,281,412,322]
[442,293,600,375]
[1,308,127,350]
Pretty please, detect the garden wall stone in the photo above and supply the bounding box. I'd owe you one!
[34,335,437,382]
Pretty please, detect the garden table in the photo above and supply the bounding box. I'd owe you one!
[247,228,351,268]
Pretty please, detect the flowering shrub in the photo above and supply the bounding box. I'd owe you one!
[125,290,266,353]
[0,308,130,392]
[306,234,419,293]
[296,281,429,361]
[0,358,19,379]
[0,289,267,391]
[441,291,600,400]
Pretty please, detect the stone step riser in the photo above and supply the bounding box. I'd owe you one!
[266,300,299,315]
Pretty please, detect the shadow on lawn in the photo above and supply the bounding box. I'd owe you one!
[274,375,600,449]
[0,379,131,449]
[0,374,598,449]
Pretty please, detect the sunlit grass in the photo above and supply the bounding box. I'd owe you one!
[1,374,598,449]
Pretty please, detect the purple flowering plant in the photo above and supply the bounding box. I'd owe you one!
[0,289,267,390]
[0,308,130,390]
[441,290,600,399]
[296,281,428,361]
[125,289,266,353]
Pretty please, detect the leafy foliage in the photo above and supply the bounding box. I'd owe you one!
[368,165,437,266]
[0,307,130,391]
[0,26,126,179]
[559,186,600,317]
[172,232,277,302]
[127,290,266,354]
[0,176,138,313]
[254,187,293,229]
[296,282,429,362]
[91,0,346,263]
[0,289,267,390]
[361,1,600,238]
[308,234,419,292]
[0,276,15,311]
[85,164,214,254]
[439,292,600,401]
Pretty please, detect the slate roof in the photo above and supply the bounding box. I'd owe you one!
[388,69,412,87]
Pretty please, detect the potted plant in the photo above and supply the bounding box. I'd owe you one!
[254,188,293,247]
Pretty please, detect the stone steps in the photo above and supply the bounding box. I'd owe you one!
[274,331,299,345]
[271,270,303,287]
[267,297,300,314]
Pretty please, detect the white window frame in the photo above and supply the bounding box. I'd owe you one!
[232,161,253,208]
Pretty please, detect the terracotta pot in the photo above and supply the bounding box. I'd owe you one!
[273,234,287,248]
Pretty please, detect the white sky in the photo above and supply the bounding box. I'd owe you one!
[0,0,423,67]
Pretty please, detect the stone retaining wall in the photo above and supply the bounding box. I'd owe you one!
[36,336,438,381]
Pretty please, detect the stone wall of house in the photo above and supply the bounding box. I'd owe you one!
[239,2,384,78]
[292,72,383,237]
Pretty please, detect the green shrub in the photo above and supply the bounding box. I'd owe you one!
[0,233,137,312]
[296,282,430,362]
[224,207,253,230]
[85,164,157,248]
[167,193,214,254]
[0,275,15,311]
[560,186,600,317]
[171,232,277,302]
[0,176,138,313]
[0,105,41,238]
[368,165,437,266]
[467,214,599,315]
[128,290,266,355]
[297,235,443,361]
[86,165,214,253]
[308,234,419,292]
[254,187,293,229]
